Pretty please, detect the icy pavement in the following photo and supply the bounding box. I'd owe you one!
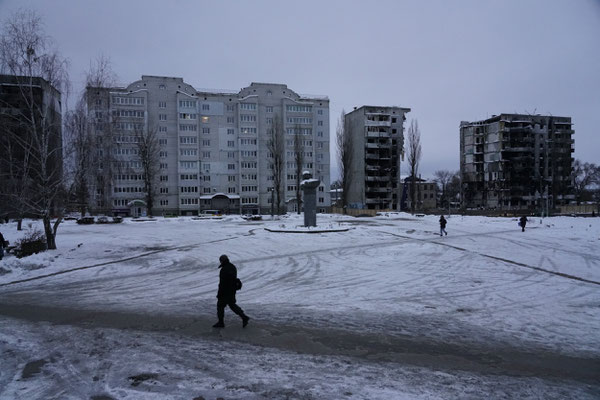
[0,213,599,399]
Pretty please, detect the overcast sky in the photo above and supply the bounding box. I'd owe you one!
[1,0,599,180]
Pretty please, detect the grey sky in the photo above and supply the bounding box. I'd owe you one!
[2,0,599,181]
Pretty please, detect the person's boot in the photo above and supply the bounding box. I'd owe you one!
[212,321,225,328]
[242,315,250,328]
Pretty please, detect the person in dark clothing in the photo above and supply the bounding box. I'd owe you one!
[439,216,448,236]
[0,231,5,260]
[519,216,528,232]
[213,254,249,328]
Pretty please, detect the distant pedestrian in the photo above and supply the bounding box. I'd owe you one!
[213,254,250,329]
[519,216,528,232]
[439,216,448,236]
[0,231,5,260]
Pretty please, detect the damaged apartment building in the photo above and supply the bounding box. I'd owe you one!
[344,105,410,210]
[460,113,574,210]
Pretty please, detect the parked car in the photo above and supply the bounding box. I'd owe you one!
[96,216,110,224]
[63,212,80,221]
[76,216,95,225]
[242,214,262,221]
[112,216,123,223]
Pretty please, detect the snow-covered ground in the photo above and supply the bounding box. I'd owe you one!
[0,213,599,399]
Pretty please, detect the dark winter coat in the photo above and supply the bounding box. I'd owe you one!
[0,232,4,248]
[520,216,528,226]
[217,261,238,299]
[439,217,447,229]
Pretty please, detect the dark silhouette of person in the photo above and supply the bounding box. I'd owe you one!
[519,216,528,232]
[213,254,249,328]
[439,216,448,236]
[0,231,5,260]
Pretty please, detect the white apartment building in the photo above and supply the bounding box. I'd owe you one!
[87,76,330,216]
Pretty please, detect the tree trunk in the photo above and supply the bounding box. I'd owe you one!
[43,216,56,250]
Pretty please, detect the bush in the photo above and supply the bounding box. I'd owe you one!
[15,227,47,258]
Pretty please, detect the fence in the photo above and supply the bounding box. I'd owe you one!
[330,207,395,217]
[559,204,598,215]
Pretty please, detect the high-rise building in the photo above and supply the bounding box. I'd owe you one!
[344,105,411,210]
[86,76,330,216]
[460,113,574,210]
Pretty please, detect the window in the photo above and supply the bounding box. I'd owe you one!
[317,131,323,137]
[266,106,273,113]
[241,150,257,157]
[202,139,210,146]
[159,101,167,108]
[240,115,257,122]
[180,149,198,156]
[159,84,166,90]
[240,138,257,145]
[160,187,169,194]
[317,142,324,149]
[160,200,169,206]
[318,197,324,203]
[202,116,209,123]
[179,113,197,120]
[203,187,211,194]
[179,161,197,169]
[240,103,257,110]
[286,105,312,113]
[227,128,234,135]
[241,161,257,169]
[159,114,167,121]
[160,175,168,181]
[227,117,234,124]
[228,163,236,170]
[159,138,167,145]
[179,124,197,132]
[241,197,258,204]
[180,186,199,193]
[317,109,323,115]
[286,127,312,135]
[227,141,235,147]
[266,117,273,124]
[160,163,168,169]
[202,127,210,134]
[240,127,257,134]
[242,185,258,192]
[392,117,397,123]
[180,136,197,144]
[287,117,312,124]
[180,174,198,180]
[318,121,323,126]
[201,151,210,158]
[203,175,211,182]
[112,96,144,105]
[179,100,197,108]
[181,198,199,205]
[202,104,210,111]
[226,104,234,112]
[159,126,167,133]
[95,99,102,106]
[160,151,168,158]
[112,110,145,118]
[227,151,235,158]
[228,187,236,193]
[228,175,236,182]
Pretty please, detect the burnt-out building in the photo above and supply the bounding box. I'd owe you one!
[460,113,574,211]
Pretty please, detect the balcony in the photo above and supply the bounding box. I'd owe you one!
[366,131,390,138]
[366,120,391,127]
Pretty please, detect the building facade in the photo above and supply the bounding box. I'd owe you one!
[344,105,410,210]
[0,75,63,219]
[400,177,438,211]
[460,113,574,210]
[87,76,330,216]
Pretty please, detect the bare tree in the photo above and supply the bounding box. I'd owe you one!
[336,109,352,211]
[293,124,304,214]
[64,97,93,217]
[406,119,422,214]
[0,10,69,249]
[268,113,285,214]
[572,159,599,204]
[83,56,118,215]
[433,169,453,209]
[134,125,160,216]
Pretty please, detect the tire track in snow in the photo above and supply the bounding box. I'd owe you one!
[374,230,600,286]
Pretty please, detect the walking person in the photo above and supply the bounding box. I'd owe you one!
[213,254,250,329]
[0,231,5,260]
[439,215,448,236]
[519,215,528,232]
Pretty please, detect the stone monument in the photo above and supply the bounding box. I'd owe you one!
[300,170,320,227]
